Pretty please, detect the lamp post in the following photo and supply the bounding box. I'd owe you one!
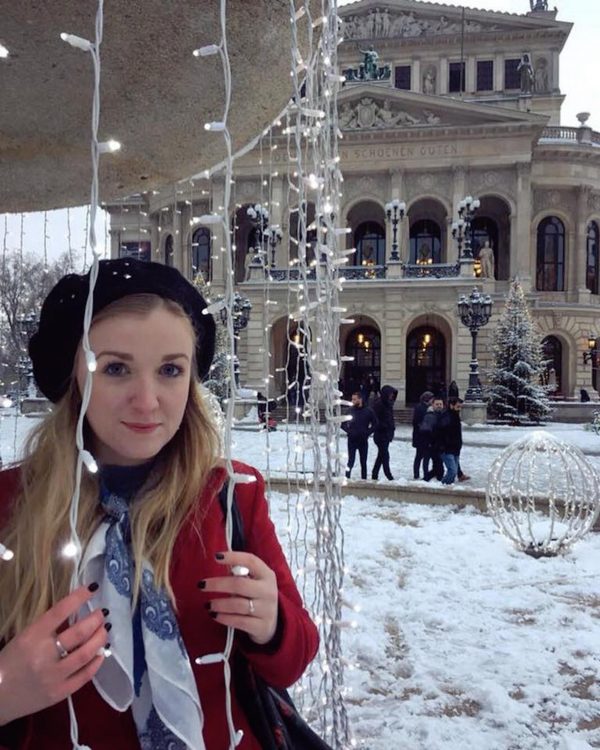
[385,199,406,262]
[246,203,270,265]
[457,288,493,401]
[264,225,283,267]
[452,195,480,259]
[583,334,598,369]
[219,292,252,385]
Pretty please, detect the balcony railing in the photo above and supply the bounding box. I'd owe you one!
[256,262,462,281]
[539,126,600,145]
[402,262,460,278]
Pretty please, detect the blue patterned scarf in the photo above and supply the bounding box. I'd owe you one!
[78,473,206,749]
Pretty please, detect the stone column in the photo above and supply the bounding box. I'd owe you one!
[270,177,285,267]
[515,162,533,291]
[439,57,449,95]
[386,170,405,278]
[450,166,466,263]
[150,217,159,260]
[576,186,592,302]
[494,53,504,92]
[465,56,475,94]
[412,58,421,93]
[210,178,227,292]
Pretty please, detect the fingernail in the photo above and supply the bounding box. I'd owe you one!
[105,622,112,632]
[102,608,110,617]
[197,580,206,589]
[215,552,225,560]
[88,582,100,592]
[204,602,211,610]
[209,612,218,619]
[105,642,111,649]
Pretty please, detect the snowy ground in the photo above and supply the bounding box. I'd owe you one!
[2,410,600,749]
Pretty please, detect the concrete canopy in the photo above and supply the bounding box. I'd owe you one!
[0,1,304,213]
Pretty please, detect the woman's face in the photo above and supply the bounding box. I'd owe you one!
[76,306,195,466]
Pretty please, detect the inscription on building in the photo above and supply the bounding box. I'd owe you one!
[341,143,459,161]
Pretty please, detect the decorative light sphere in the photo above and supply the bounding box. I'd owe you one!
[486,431,600,557]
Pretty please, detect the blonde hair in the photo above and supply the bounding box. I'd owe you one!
[0,294,221,640]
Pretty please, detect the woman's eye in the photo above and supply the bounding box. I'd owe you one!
[160,363,183,378]
[103,362,128,376]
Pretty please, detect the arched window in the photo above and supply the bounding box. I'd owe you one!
[542,335,562,396]
[192,226,211,281]
[343,326,381,398]
[536,217,565,291]
[586,221,599,295]
[164,234,174,267]
[355,221,385,266]
[409,220,442,264]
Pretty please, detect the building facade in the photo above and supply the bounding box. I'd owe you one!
[107,0,600,405]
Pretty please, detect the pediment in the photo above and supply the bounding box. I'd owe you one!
[337,86,548,131]
[340,0,568,42]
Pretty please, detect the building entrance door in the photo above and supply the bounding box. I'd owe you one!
[406,326,446,404]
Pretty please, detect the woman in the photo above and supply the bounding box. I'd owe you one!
[0,258,318,749]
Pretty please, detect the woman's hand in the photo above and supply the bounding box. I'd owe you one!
[200,552,279,646]
[0,584,109,726]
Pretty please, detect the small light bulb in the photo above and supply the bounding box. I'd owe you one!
[85,350,97,372]
[62,541,79,558]
[60,32,94,52]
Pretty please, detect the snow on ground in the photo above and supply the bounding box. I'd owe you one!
[2,410,600,748]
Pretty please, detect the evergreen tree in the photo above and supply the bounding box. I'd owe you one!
[487,278,550,423]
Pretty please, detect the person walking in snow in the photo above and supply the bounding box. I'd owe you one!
[342,391,378,480]
[412,390,434,480]
[420,396,445,481]
[371,385,398,481]
[438,397,464,484]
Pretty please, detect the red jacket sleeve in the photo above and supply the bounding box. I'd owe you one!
[233,464,319,688]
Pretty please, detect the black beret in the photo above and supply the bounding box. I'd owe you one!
[29,258,216,402]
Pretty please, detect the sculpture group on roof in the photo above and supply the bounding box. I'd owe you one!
[342,9,491,40]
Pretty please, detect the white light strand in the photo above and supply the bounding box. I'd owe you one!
[61,3,105,748]
[286,1,351,745]
[192,3,242,748]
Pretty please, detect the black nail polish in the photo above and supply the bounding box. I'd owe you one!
[215,552,225,560]
[88,582,99,592]
[198,580,206,589]
[102,608,110,617]
[105,622,112,632]
[105,642,111,649]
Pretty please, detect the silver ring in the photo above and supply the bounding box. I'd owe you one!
[248,598,255,615]
[55,637,69,659]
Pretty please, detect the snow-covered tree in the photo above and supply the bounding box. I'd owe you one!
[486,278,550,423]
[192,273,230,406]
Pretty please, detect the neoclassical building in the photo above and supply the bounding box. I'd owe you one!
[107,0,600,405]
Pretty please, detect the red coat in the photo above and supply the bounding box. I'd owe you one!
[0,463,319,749]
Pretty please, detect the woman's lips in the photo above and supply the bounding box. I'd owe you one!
[122,422,160,433]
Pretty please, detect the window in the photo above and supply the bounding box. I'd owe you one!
[448,62,465,93]
[504,58,521,89]
[536,217,565,291]
[354,222,385,266]
[119,241,150,262]
[409,220,442,264]
[587,221,599,294]
[192,226,212,281]
[477,60,494,91]
[395,65,411,90]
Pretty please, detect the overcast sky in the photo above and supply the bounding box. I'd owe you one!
[2,0,596,264]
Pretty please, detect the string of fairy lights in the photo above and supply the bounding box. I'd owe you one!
[0,0,357,747]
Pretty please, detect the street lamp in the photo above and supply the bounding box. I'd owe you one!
[452,195,480,259]
[457,287,493,401]
[219,292,252,385]
[264,225,283,267]
[246,203,270,265]
[385,199,406,262]
[583,334,598,366]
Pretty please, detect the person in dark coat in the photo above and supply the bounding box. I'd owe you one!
[371,384,398,481]
[448,380,459,399]
[342,391,378,480]
[412,390,434,479]
[256,391,278,431]
[419,396,445,481]
[438,397,464,484]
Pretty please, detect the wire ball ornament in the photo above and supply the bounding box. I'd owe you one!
[486,431,600,558]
